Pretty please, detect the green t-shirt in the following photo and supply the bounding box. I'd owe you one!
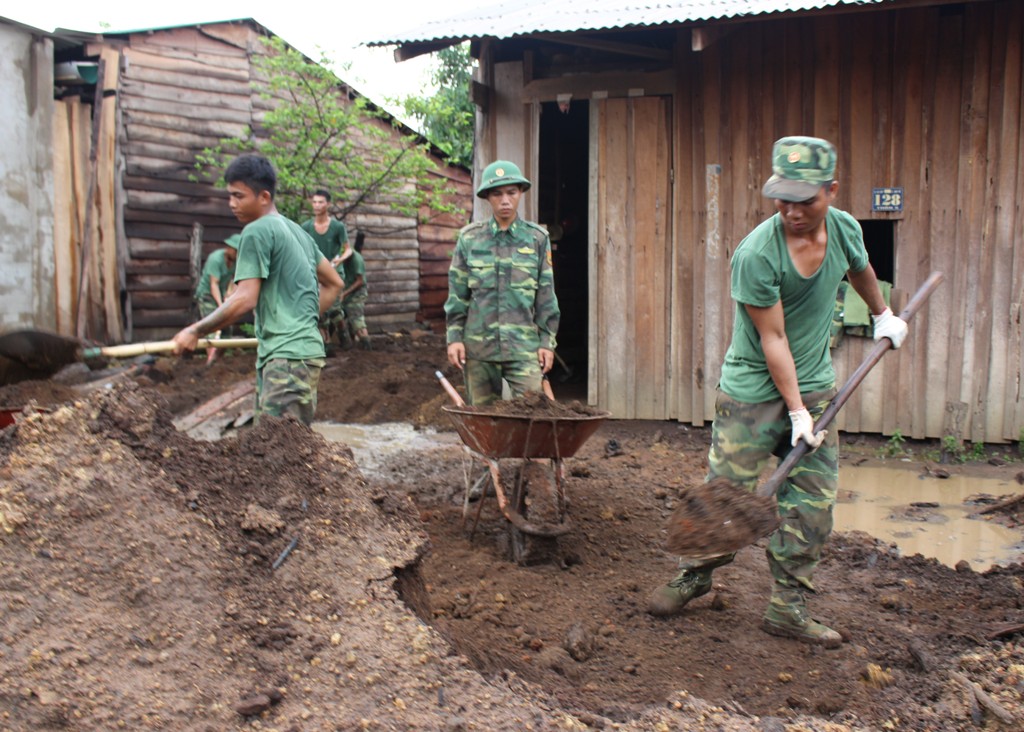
[234,214,326,368]
[301,218,349,261]
[337,250,367,302]
[719,207,869,403]
[194,248,234,302]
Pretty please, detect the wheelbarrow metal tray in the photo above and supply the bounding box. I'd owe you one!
[443,406,609,459]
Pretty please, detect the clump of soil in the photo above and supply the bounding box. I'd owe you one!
[462,391,607,418]
[0,378,78,411]
[665,476,781,558]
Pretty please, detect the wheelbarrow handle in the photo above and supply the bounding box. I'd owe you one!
[757,271,944,499]
[435,370,466,406]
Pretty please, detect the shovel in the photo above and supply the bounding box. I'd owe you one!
[665,271,944,559]
[0,329,257,384]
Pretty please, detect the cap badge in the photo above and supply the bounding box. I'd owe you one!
[494,168,505,177]
[787,151,801,163]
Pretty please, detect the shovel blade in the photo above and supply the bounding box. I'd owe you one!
[665,477,781,558]
[0,330,82,382]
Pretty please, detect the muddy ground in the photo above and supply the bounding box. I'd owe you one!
[1,330,1023,731]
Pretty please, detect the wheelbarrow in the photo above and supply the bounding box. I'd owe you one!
[436,371,609,564]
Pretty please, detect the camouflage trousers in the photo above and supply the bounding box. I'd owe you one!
[196,296,219,319]
[254,358,326,426]
[321,295,366,338]
[679,388,838,594]
[320,301,344,332]
[343,295,367,332]
[464,358,543,406]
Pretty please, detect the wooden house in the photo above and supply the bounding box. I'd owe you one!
[43,18,471,343]
[378,0,1024,443]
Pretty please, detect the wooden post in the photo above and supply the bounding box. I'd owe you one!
[189,222,204,320]
[76,57,106,341]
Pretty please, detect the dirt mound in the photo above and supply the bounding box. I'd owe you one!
[3,332,1024,730]
[0,384,790,730]
[316,332,457,429]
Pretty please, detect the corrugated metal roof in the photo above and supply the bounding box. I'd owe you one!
[370,0,894,46]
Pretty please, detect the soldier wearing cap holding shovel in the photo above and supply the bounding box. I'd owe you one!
[648,136,908,647]
[445,160,560,405]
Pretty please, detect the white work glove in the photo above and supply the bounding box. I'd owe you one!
[789,407,826,449]
[872,307,909,349]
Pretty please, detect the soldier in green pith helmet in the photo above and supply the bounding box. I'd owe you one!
[444,160,560,406]
[647,136,908,648]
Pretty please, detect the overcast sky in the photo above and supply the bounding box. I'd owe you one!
[6,1,478,121]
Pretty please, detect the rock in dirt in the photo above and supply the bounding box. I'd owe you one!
[563,620,596,662]
[233,693,273,717]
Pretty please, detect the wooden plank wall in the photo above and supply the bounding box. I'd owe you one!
[590,97,674,418]
[107,26,252,337]
[52,97,91,336]
[671,1,1023,442]
[106,22,465,339]
[416,164,473,332]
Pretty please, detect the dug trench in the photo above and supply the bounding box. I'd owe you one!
[0,331,1022,731]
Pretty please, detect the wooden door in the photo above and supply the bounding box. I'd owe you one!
[589,97,673,418]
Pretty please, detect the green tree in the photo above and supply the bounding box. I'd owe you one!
[401,43,475,168]
[194,37,458,226]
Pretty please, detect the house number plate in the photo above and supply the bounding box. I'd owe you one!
[872,187,904,212]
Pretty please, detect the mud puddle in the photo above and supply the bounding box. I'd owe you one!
[312,421,460,475]
[836,463,1024,570]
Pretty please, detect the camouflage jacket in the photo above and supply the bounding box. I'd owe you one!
[445,217,560,363]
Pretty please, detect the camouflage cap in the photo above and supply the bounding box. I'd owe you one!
[762,136,837,202]
[476,160,532,198]
[224,234,241,250]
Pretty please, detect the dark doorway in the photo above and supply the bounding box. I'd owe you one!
[537,100,589,399]
[858,220,896,283]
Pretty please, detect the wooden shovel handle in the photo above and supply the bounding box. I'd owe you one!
[83,338,259,359]
[756,271,944,499]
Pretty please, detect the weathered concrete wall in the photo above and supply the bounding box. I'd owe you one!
[0,23,55,331]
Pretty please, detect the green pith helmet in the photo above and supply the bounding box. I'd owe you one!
[476,160,532,198]
[224,234,241,250]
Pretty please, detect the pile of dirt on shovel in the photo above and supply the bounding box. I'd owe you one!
[0,383,847,731]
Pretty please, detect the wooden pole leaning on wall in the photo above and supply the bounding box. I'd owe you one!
[189,223,204,320]
[76,57,106,341]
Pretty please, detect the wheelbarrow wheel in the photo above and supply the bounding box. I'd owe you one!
[508,459,561,566]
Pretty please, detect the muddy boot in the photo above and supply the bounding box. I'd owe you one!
[647,569,714,616]
[761,588,842,648]
[359,337,372,351]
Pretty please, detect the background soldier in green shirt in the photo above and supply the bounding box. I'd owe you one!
[193,233,239,365]
[301,189,352,265]
[445,160,560,405]
[172,155,342,425]
[323,249,370,350]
